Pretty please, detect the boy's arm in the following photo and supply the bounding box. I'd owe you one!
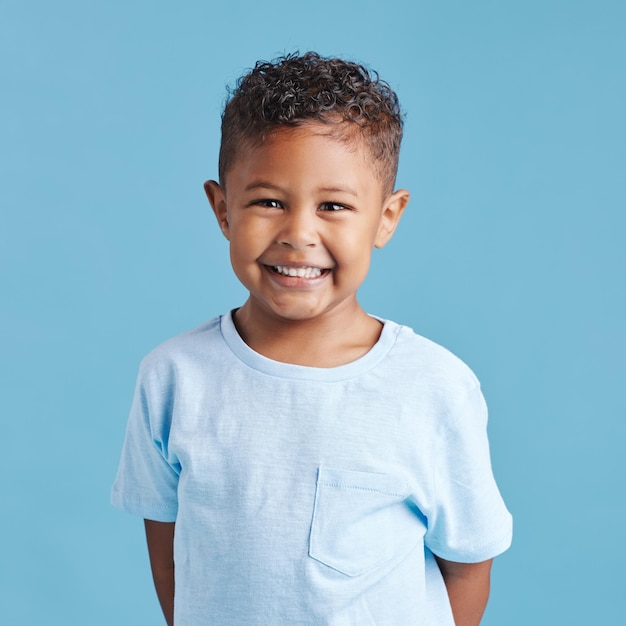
[144,520,175,626]
[434,556,493,626]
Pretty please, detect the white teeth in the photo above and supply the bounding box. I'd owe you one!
[273,265,323,278]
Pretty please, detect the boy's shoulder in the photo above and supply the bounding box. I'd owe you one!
[386,319,481,392]
[138,315,223,375]
[136,313,481,396]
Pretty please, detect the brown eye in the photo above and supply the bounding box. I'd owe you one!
[320,202,346,212]
[256,199,282,208]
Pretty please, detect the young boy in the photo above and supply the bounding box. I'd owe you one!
[112,52,512,625]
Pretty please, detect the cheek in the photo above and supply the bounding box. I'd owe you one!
[232,215,274,246]
[229,225,262,259]
[335,227,377,264]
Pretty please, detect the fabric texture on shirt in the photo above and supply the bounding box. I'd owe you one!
[111,312,512,625]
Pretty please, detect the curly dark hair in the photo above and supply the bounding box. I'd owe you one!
[218,52,404,194]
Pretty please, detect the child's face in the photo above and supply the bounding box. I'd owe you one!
[205,124,408,326]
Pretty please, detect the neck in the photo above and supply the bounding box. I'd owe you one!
[232,299,382,367]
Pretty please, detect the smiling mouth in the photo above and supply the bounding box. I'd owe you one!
[269,265,327,278]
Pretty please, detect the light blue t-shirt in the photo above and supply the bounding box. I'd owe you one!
[111,313,512,625]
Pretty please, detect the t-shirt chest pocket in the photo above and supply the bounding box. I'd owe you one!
[309,467,408,577]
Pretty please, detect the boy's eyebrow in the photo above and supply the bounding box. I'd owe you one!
[244,181,359,197]
[318,186,359,197]
[244,181,283,192]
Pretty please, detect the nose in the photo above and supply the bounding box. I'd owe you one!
[276,208,319,249]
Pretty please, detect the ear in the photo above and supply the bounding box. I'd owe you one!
[374,189,410,249]
[204,180,230,240]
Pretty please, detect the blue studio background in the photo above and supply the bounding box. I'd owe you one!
[2,0,624,624]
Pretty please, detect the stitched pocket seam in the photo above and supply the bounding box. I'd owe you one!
[317,480,406,498]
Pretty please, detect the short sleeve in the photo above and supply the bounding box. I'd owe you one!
[111,362,180,522]
[424,384,512,562]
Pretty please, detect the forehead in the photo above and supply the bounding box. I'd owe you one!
[226,124,385,197]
